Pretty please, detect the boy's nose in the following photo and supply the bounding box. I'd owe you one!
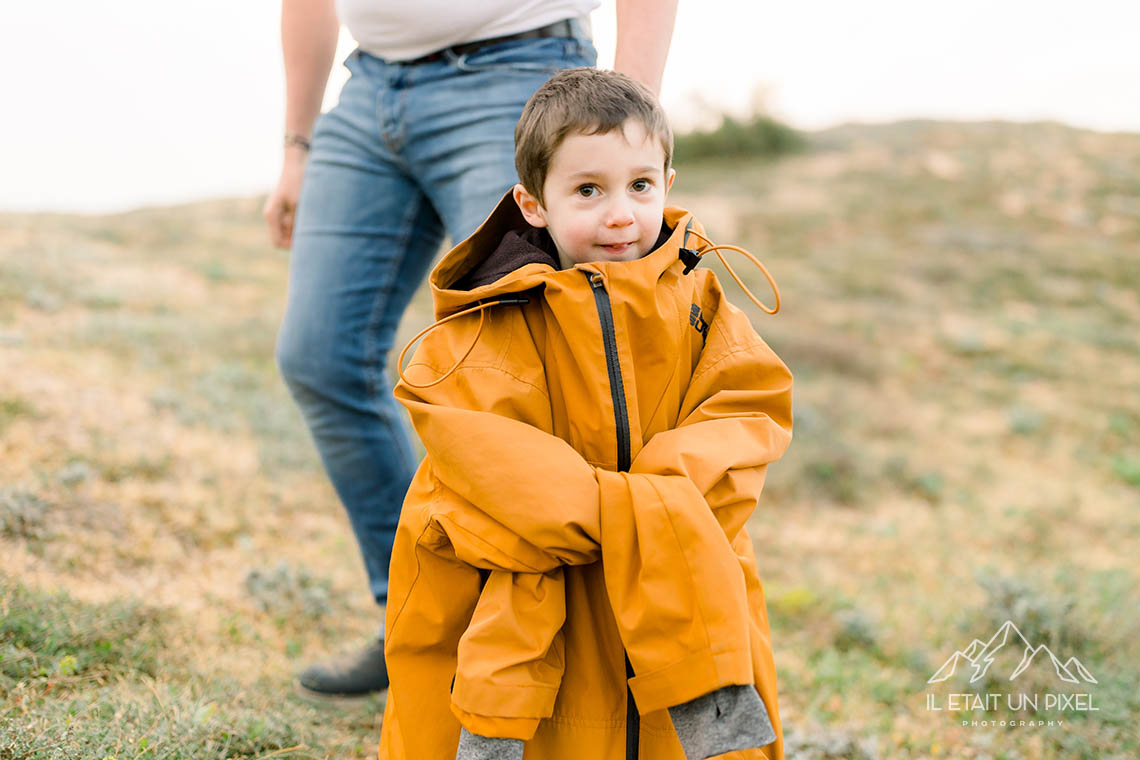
[604,201,635,227]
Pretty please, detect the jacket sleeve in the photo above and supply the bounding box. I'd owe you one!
[395,314,595,741]
[601,283,794,714]
[385,452,573,740]
[632,282,794,539]
[450,567,567,740]
[397,351,602,570]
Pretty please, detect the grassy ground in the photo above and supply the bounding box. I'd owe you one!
[2,121,1138,759]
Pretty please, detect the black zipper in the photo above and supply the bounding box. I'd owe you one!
[585,270,638,759]
[624,657,639,760]
[588,272,631,472]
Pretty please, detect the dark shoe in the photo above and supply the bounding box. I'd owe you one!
[294,637,388,702]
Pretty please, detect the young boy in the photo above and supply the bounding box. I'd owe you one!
[380,68,793,760]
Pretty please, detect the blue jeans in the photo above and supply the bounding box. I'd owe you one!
[276,29,597,608]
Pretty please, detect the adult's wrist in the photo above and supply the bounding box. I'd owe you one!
[284,131,312,152]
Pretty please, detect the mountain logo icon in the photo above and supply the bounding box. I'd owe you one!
[928,620,1098,685]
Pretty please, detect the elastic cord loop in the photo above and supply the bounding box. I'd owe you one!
[683,228,781,315]
[397,300,513,389]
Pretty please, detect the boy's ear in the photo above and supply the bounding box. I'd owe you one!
[512,183,548,228]
[665,168,676,195]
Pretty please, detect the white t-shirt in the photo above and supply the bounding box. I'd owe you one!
[337,0,599,62]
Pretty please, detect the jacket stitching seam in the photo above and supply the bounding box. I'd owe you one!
[690,341,765,386]
[445,519,545,574]
[639,282,696,431]
[404,361,549,400]
[641,474,714,654]
[639,480,755,665]
[456,681,561,693]
[546,715,624,728]
[492,306,514,369]
[385,509,436,637]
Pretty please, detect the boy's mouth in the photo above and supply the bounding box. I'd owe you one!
[599,242,635,255]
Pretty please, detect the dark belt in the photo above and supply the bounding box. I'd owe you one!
[404,18,578,64]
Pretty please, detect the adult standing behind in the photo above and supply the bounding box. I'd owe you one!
[264,0,678,700]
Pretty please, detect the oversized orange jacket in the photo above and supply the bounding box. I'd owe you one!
[381,193,793,760]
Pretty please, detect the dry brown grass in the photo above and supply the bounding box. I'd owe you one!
[2,121,1138,759]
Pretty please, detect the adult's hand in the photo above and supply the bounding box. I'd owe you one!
[264,146,309,249]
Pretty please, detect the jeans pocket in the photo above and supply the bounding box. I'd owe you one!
[455,37,586,74]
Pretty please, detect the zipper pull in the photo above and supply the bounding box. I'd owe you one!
[589,272,605,289]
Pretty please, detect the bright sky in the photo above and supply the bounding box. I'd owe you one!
[2,0,1137,213]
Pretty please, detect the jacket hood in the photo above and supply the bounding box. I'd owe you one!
[451,226,560,291]
[429,191,699,317]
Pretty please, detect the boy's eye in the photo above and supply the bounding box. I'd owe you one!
[631,179,650,192]
[576,185,597,198]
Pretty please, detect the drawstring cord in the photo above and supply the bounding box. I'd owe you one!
[398,225,778,388]
[396,296,529,389]
[679,228,781,315]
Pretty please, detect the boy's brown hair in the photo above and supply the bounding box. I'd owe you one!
[514,67,673,204]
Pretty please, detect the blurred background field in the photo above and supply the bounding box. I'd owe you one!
[2,119,1139,759]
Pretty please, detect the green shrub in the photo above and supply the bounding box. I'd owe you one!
[0,396,37,432]
[1112,455,1140,488]
[674,114,803,163]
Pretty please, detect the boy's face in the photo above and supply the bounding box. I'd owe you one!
[514,119,676,266]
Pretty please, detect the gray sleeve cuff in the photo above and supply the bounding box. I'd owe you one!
[456,727,525,760]
[667,684,777,760]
